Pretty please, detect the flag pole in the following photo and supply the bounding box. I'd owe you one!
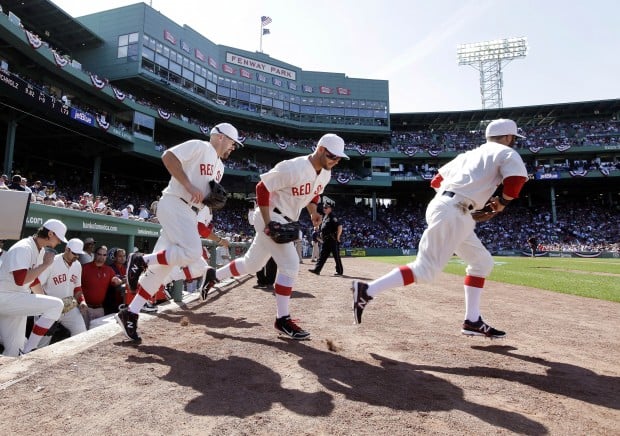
[259,19,263,53]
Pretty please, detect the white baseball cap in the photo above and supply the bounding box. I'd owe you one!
[211,122,244,147]
[66,238,85,254]
[43,218,68,243]
[318,133,349,160]
[485,119,525,138]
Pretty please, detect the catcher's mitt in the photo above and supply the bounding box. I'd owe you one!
[61,296,78,314]
[265,220,301,244]
[471,201,499,223]
[203,180,227,210]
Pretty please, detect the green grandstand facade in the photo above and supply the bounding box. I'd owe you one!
[0,1,618,253]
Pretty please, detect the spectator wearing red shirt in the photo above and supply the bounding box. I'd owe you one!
[81,246,122,322]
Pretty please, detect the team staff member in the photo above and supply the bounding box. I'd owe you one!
[35,238,88,347]
[527,236,538,258]
[82,246,123,322]
[309,202,344,276]
[352,119,528,338]
[0,219,66,356]
[118,122,243,342]
[212,133,348,339]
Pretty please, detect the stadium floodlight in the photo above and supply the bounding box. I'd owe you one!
[457,37,528,109]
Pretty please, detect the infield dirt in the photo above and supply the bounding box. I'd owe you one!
[1,257,618,435]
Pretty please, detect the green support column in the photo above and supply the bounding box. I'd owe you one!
[3,118,17,175]
[127,235,135,255]
[92,155,102,195]
[372,191,377,222]
[550,185,557,224]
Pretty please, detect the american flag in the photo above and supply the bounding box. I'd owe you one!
[261,16,272,26]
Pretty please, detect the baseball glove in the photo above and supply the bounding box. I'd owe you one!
[61,296,78,314]
[203,180,227,210]
[471,201,499,223]
[265,220,301,244]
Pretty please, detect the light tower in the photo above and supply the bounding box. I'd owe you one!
[457,37,527,109]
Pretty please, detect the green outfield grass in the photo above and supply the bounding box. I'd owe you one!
[370,256,620,302]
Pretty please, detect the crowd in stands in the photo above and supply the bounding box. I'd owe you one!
[2,162,618,253]
[2,50,619,162]
[1,169,163,223]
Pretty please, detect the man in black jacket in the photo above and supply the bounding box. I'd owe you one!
[309,203,344,276]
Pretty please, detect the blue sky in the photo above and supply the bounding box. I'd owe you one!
[52,0,619,113]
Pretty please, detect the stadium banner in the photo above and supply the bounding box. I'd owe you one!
[226,52,296,80]
[23,204,161,238]
[70,108,96,127]
[535,172,560,180]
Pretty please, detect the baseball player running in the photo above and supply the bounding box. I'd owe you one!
[117,123,242,343]
[35,238,88,347]
[352,119,528,338]
[210,133,349,339]
[163,202,229,296]
[0,219,66,356]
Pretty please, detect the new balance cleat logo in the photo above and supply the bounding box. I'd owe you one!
[115,305,142,343]
[126,253,147,292]
[461,317,505,339]
[352,280,372,324]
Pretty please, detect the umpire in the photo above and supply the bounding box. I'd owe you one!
[309,203,344,276]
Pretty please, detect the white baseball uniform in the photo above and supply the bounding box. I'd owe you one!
[363,139,527,327]
[139,140,224,295]
[165,204,214,283]
[36,254,86,347]
[406,141,527,284]
[216,155,331,315]
[0,237,63,356]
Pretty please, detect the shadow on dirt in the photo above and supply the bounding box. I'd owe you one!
[176,332,549,435]
[127,344,334,418]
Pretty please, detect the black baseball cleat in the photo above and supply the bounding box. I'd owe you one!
[308,269,320,275]
[200,268,219,301]
[352,280,373,324]
[140,301,158,314]
[115,304,142,343]
[126,253,147,292]
[461,317,506,339]
[274,315,310,340]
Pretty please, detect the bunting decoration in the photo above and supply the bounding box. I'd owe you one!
[356,146,367,156]
[569,169,588,177]
[89,73,107,89]
[111,86,126,101]
[427,149,441,157]
[25,30,42,49]
[52,50,68,67]
[336,173,351,184]
[574,251,602,258]
[157,108,171,120]
[96,114,110,130]
[277,142,288,150]
[528,146,543,153]
[199,125,210,135]
[403,146,417,156]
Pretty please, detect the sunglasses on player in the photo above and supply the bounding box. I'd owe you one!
[324,149,341,161]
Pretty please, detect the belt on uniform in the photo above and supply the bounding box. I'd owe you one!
[442,191,474,210]
[88,304,103,309]
[180,198,200,214]
[273,207,293,222]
